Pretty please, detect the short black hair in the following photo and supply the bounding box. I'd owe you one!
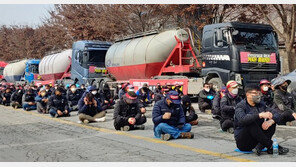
[203,83,210,87]
[245,85,260,94]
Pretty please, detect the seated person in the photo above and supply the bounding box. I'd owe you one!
[1,87,12,106]
[181,95,198,125]
[100,83,115,110]
[78,92,106,124]
[11,86,24,109]
[113,91,146,131]
[260,79,275,108]
[48,88,70,118]
[220,81,242,133]
[198,83,216,113]
[212,86,226,120]
[152,91,194,141]
[273,79,296,125]
[67,84,83,111]
[136,83,153,107]
[22,89,37,111]
[234,85,289,156]
[35,88,50,114]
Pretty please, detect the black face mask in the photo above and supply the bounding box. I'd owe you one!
[280,85,288,91]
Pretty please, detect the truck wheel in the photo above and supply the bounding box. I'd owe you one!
[208,77,224,91]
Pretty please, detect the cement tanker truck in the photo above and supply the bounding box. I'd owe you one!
[105,22,281,95]
[3,59,40,84]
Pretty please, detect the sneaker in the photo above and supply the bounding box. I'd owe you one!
[161,134,172,141]
[212,115,221,120]
[254,144,264,156]
[286,121,296,126]
[134,125,145,130]
[179,132,194,139]
[205,109,212,114]
[227,127,234,134]
[120,126,130,131]
[95,117,106,122]
[267,145,289,155]
[189,120,198,126]
[25,108,29,111]
[83,120,89,124]
[77,121,82,124]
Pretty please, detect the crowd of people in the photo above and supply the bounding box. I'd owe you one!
[1,77,295,156]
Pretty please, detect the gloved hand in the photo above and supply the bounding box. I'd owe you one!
[207,95,214,100]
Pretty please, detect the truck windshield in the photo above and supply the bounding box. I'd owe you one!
[232,29,277,48]
[29,64,39,74]
[88,50,107,64]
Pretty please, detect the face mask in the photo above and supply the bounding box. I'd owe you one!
[71,88,76,92]
[46,89,49,92]
[92,91,97,95]
[252,95,261,104]
[41,92,46,97]
[262,86,269,92]
[280,85,288,91]
[204,88,210,92]
[231,88,238,95]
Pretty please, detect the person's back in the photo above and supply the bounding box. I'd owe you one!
[181,95,198,125]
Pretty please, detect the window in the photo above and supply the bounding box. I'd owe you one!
[29,64,39,74]
[214,30,228,47]
[203,31,212,48]
[88,50,108,63]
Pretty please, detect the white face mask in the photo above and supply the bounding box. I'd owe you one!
[231,88,238,95]
[262,86,269,92]
[71,88,76,92]
[92,91,97,95]
[204,88,210,92]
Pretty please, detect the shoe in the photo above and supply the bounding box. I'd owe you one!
[212,115,221,120]
[189,120,198,126]
[83,120,89,124]
[267,145,289,155]
[205,109,212,114]
[95,117,106,122]
[134,125,145,130]
[179,132,194,139]
[120,126,130,131]
[227,127,234,134]
[254,144,264,156]
[25,108,29,111]
[286,121,296,126]
[77,121,82,124]
[161,134,172,141]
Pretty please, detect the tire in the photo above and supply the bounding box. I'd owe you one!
[208,77,224,91]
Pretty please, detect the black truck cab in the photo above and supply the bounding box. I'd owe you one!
[201,22,280,89]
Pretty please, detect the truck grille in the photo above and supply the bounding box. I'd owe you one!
[241,63,277,71]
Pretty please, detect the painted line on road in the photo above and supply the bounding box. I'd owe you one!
[15,108,254,162]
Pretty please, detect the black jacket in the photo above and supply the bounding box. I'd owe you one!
[234,99,280,139]
[67,89,83,106]
[182,95,197,122]
[273,89,296,114]
[198,89,216,104]
[22,93,36,105]
[11,90,24,103]
[78,97,102,117]
[1,92,12,103]
[261,90,275,108]
[212,91,222,116]
[48,94,69,111]
[113,97,142,123]
[220,92,242,120]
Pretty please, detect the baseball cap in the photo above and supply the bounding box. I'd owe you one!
[226,80,238,89]
[166,91,181,104]
[259,79,271,85]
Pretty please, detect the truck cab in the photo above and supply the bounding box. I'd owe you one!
[71,40,112,86]
[201,22,280,89]
[24,59,40,83]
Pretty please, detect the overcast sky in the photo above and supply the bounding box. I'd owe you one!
[0,4,54,27]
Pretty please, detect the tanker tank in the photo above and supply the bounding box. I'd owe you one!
[3,60,27,82]
[38,49,72,81]
[105,29,189,81]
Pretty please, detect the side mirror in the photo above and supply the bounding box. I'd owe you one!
[217,29,223,42]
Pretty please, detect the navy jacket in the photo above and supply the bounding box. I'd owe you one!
[152,98,185,128]
[78,97,102,117]
[234,99,280,139]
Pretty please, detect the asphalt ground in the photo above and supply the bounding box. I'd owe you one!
[1,103,296,162]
